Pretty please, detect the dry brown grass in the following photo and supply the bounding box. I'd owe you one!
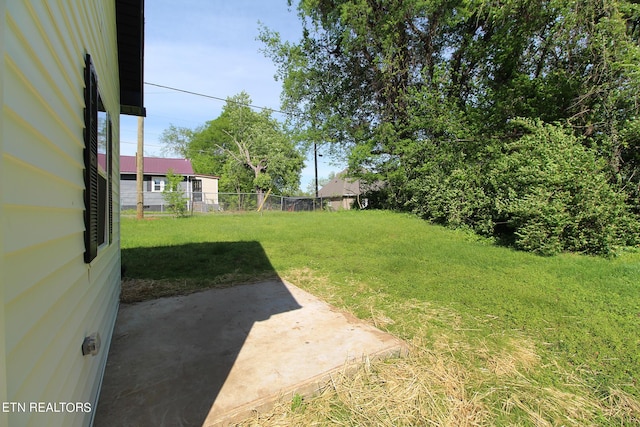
[233,268,640,426]
[237,341,492,427]
[236,334,638,426]
[603,388,640,424]
[120,278,196,303]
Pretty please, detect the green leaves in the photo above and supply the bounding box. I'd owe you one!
[488,119,635,255]
[402,119,639,255]
[159,124,194,158]
[161,92,304,196]
[162,169,188,218]
[218,92,304,195]
[261,1,640,254]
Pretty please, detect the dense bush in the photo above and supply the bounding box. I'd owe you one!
[487,119,638,255]
[404,139,492,234]
[403,119,640,256]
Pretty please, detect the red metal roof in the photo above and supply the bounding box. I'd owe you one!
[120,155,194,175]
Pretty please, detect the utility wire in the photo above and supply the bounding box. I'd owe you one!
[122,139,218,156]
[121,140,164,148]
[137,83,294,157]
[144,82,286,115]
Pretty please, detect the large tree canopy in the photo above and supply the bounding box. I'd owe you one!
[261,0,640,254]
[160,92,304,199]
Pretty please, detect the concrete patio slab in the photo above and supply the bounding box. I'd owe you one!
[94,279,407,426]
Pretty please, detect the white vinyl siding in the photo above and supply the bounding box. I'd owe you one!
[200,176,220,205]
[0,1,9,426]
[1,1,121,426]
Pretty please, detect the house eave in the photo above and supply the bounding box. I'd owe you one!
[116,0,145,117]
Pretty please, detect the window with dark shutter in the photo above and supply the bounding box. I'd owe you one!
[84,54,113,263]
[108,119,113,244]
[84,54,99,263]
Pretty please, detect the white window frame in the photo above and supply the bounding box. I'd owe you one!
[97,107,110,249]
[152,176,167,192]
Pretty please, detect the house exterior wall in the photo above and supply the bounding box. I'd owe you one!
[318,174,361,211]
[0,1,8,425]
[199,176,219,205]
[120,174,191,211]
[120,176,138,209]
[325,196,356,211]
[1,1,121,426]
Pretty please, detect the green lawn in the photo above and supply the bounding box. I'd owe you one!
[121,210,640,425]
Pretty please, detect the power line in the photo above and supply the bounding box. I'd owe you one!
[121,140,163,148]
[144,82,286,115]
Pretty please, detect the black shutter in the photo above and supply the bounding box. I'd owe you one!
[108,118,113,244]
[84,54,99,263]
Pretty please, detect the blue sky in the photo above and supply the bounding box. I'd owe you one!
[120,0,342,191]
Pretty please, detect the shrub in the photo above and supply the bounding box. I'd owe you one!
[162,169,188,217]
[401,118,640,255]
[403,138,494,235]
[487,119,637,255]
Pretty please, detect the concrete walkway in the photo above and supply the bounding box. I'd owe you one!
[94,279,407,426]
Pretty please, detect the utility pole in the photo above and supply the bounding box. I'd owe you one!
[136,116,144,219]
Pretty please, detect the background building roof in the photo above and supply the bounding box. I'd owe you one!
[318,170,362,197]
[120,155,194,175]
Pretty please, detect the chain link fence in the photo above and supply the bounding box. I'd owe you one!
[121,192,329,213]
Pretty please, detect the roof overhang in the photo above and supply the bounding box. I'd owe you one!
[116,0,145,116]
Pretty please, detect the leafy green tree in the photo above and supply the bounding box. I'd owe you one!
[160,92,305,203]
[259,0,640,255]
[218,92,303,204]
[263,0,640,172]
[162,169,187,217]
[159,125,193,158]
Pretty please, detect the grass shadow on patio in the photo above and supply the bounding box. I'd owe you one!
[97,241,301,426]
[121,241,280,302]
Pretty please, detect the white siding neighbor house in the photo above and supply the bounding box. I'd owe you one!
[119,155,220,212]
[0,1,144,426]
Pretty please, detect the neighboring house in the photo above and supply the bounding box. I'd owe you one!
[119,155,220,211]
[193,172,221,211]
[0,1,143,426]
[318,170,368,210]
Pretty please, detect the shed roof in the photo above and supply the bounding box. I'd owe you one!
[120,155,194,175]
